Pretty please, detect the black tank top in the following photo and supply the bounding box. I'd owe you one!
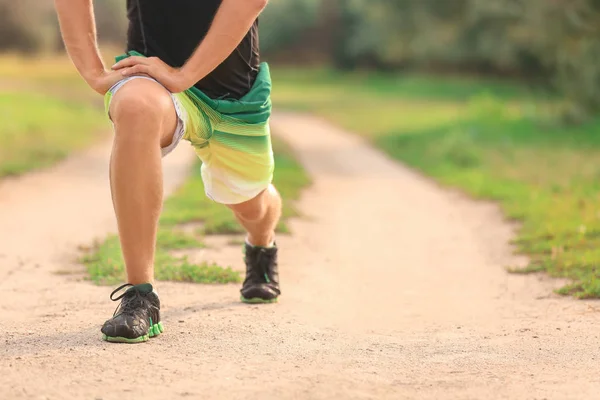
[126,0,260,99]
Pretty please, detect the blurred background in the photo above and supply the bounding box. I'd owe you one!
[2,0,600,298]
[4,0,600,119]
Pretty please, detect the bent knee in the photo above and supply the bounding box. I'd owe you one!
[109,79,175,126]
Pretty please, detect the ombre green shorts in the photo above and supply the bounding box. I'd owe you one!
[104,56,274,205]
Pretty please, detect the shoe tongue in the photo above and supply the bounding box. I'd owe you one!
[127,283,153,294]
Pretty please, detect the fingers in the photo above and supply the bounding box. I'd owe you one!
[112,56,153,70]
[120,64,152,76]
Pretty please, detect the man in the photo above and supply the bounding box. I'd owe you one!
[54,0,280,343]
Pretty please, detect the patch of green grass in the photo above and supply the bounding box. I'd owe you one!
[156,229,204,250]
[273,67,600,299]
[156,260,240,284]
[273,68,533,102]
[0,92,107,177]
[82,137,310,285]
[83,234,239,285]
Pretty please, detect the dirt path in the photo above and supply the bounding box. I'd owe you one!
[1,113,600,400]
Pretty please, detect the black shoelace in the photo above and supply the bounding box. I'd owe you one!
[109,283,145,316]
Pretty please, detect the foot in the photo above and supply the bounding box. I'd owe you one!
[101,283,163,343]
[240,242,280,303]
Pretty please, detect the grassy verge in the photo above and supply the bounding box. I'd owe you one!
[0,91,106,177]
[272,68,600,299]
[0,54,109,177]
[82,137,310,285]
[0,48,122,93]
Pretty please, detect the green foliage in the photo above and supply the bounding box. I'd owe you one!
[334,0,600,118]
[338,0,469,68]
[274,67,600,299]
[259,0,320,54]
[469,0,600,120]
[264,0,596,109]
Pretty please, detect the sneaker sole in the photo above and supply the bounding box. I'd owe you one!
[240,296,278,304]
[102,321,164,344]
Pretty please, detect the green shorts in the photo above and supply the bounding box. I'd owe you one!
[104,56,274,205]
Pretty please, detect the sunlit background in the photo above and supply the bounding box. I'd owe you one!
[2,0,600,297]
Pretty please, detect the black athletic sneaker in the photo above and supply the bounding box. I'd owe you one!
[100,283,163,343]
[240,243,280,303]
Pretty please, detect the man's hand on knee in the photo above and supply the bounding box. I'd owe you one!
[88,70,127,95]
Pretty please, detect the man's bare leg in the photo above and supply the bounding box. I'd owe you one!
[229,185,282,303]
[108,79,178,285]
[228,184,282,247]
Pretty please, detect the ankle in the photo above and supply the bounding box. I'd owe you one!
[246,236,275,248]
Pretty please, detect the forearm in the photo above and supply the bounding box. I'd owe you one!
[180,0,268,86]
[54,0,105,84]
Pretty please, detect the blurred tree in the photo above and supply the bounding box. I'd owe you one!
[331,0,600,119]
[259,0,319,55]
